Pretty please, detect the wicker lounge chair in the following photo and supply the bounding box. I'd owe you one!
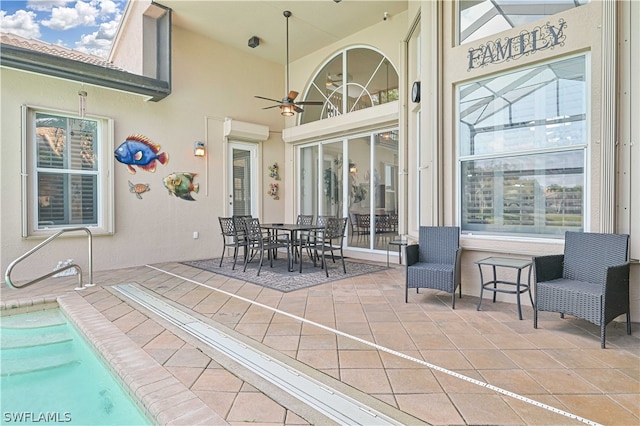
[405,226,462,308]
[533,231,630,348]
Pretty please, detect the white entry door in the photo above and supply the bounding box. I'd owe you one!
[227,141,258,217]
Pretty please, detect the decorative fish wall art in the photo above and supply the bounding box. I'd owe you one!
[114,135,169,174]
[268,162,280,180]
[163,172,199,201]
[128,181,150,199]
[267,182,279,200]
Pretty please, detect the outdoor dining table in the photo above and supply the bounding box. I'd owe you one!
[260,223,324,271]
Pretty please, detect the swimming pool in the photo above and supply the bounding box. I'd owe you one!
[1,309,149,425]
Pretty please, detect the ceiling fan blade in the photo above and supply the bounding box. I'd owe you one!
[296,101,323,106]
[255,95,281,103]
[294,105,304,113]
[262,105,281,110]
[287,90,299,101]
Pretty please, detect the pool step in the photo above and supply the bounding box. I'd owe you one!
[1,310,78,376]
[0,310,67,329]
[1,352,79,376]
[0,331,74,350]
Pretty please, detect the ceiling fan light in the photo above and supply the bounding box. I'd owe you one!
[280,105,295,116]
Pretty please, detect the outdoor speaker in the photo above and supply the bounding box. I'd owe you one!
[248,36,260,48]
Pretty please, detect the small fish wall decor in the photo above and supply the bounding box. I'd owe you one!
[163,172,199,201]
[114,134,169,174]
[268,162,280,180]
[128,181,150,199]
[267,183,279,200]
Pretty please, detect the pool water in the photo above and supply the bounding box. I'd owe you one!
[1,309,149,425]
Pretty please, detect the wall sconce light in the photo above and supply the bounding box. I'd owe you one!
[194,141,205,157]
[349,166,357,174]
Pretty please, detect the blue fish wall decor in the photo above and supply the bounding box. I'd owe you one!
[114,135,169,174]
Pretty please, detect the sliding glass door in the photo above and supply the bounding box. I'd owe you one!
[297,129,399,251]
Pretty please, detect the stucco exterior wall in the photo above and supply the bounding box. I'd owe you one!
[1,25,286,280]
[108,0,145,74]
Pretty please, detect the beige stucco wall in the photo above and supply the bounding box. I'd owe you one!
[1,25,287,280]
[108,0,145,74]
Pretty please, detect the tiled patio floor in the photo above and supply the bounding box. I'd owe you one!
[2,260,639,425]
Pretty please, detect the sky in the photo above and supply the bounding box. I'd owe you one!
[0,0,127,58]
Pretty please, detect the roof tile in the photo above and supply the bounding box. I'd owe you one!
[1,32,123,70]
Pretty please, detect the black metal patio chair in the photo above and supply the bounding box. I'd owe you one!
[303,217,348,277]
[533,231,630,348]
[243,217,290,276]
[293,214,314,259]
[218,217,248,270]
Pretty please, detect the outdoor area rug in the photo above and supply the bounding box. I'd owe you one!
[181,257,388,292]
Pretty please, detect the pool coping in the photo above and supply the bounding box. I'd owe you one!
[1,292,228,425]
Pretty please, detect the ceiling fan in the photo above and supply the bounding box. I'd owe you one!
[255,10,323,116]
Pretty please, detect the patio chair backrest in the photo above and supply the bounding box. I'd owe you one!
[323,217,347,239]
[233,215,251,236]
[219,217,235,237]
[297,214,314,226]
[418,226,460,265]
[243,217,263,242]
[356,213,370,228]
[563,231,629,284]
[316,215,333,227]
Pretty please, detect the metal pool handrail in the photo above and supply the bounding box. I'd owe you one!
[5,227,95,291]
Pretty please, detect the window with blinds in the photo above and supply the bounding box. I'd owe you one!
[29,109,107,233]
[458,55,587,237]
[36,113,98,229]
[232,149,252,217]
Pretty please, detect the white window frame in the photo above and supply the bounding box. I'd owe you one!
[301,46,399,124]
[456,54,590,238]
[21,105,114,237]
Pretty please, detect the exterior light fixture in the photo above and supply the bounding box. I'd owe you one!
[194,141,205,157]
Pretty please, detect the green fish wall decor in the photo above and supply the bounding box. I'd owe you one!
[163,172,199,201]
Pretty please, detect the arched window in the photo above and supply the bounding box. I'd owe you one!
[300,47,399,125]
